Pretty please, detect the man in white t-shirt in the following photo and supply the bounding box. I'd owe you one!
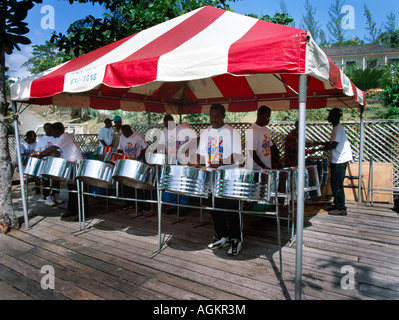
[38,122,85,220]
[196,104,243,256]
[112,115,122,151]
[19,130,40,194]
[157,115,198,215]
[19,130,37,156]
[34,123,62,206]
[245,106,274,170]
[319,108,353,216]
[117,125,148,212]
[117,125,147,160]
[98,118,114,147]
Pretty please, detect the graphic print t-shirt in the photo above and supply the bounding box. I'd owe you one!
[197,124,241,167]
[245,123,273,170]
[118,132,147,159]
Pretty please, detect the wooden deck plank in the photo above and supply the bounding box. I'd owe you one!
[2,192,399,300]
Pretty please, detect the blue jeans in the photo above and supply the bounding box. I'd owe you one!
[162,192,189,209]
[330,162,348,210]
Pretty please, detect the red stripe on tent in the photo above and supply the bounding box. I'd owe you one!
[213,74,254,98]
[90,97,120,110]
[30,35,136,98]
[289,97,328,109]
[144,102,166,113]
[104,6,225,87]
[328,57,342,89]
[228,20,308,75]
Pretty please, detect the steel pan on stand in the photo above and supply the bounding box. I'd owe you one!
[94,146,113,161]
[213,168,272,202]
[306,156,328,194]
[104,152,128,164]
[160,165,213,198]
[23,157,45,177]
[147,153,168,214]
[40,157,77,183]
[112,159,156,190]
[75,159,115,189]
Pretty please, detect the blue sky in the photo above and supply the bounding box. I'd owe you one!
[6,0,399,81]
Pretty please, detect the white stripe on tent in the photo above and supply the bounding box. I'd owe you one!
[157,10,258,81]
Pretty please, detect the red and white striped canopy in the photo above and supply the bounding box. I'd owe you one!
[11,6,365,114]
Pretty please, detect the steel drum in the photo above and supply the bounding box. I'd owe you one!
[94,146,113,160]
[112,159,156,190]
[267,169,293,204]
[303,165,321,199]
[23,157,45,177]
[270,165,321,202]
[213,168,272,202]
[76,159,115,188]
[40,157,77,183]
[104,152,128,163]
[148,153,167,165]
[160,165,213,198]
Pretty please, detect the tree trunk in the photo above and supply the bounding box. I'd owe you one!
[0,49,18,231]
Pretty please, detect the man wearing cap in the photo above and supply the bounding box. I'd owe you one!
[98,118,114,148]
[112,115,122,151]
[319,108,353,216]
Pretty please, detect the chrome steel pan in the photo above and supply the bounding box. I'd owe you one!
[267,169,293,204]
[40,157,77,183]
[112,159,156,190]
[94,146,105,160]
[76,159,115,188]
[104,152,127,163]
[303,165,321,199]
[23,157,45,177]
[148,153,167,165]
[213,168,271,201]
[160,165,213,198]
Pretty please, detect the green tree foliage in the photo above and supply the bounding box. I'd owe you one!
[22,41,74,74]
[326,0,347,46]
[51,0,239,57]
[381,63,399,119]
[300,0,323,44]
[364,5,381,44]
[377,11,399,48]
[346,67,386,92]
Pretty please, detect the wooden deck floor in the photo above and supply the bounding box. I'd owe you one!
[2,188,399,301]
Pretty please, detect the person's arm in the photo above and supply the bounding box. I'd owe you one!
[136,148,146,161]
[38,145,59,159]
[321,141,338,151]
[251,150,269,169]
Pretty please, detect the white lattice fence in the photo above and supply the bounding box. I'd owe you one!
[9,120,399,186]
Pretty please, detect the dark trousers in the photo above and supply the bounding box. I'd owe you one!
[122,185,146,210]
[42,179,60,198]
[330,162,348,210]
[212,197,243,242]
[68,182,89,216]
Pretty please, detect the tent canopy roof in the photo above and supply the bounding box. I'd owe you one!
[11,6,365,114]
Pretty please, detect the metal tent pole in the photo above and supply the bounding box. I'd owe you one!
[12,102,29,229]
[358,106,365,203]
[295,74,307,300]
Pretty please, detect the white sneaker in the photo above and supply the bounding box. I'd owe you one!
[53,193,64,204]
[208,236,229,250]
[44,196,56,206]
[227,239,242,256]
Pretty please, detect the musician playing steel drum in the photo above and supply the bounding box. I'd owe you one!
[157,115,197,216]
[195,104,243,256]
[37,122,86,221]
[117,124,148,212]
